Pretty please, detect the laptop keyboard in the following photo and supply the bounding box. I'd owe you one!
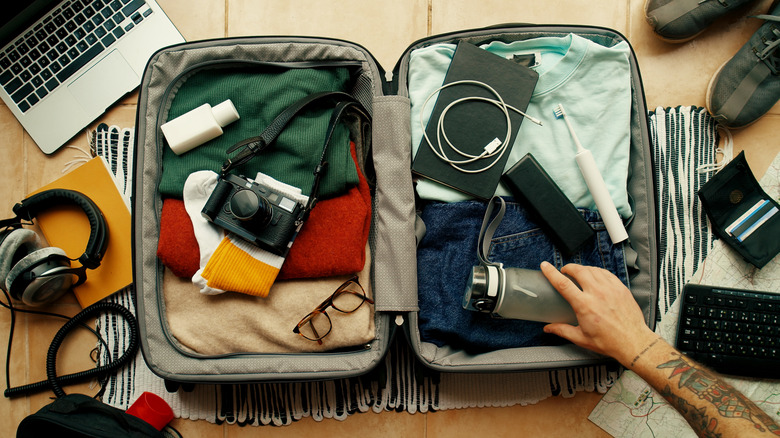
[0,0,154,113]
[676,283,780,379]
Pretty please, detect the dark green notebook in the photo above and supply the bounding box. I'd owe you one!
[411,41,538,200]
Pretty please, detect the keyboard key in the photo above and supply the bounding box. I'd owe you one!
[32,75,44,87]
[46,49,59,61]
[56,42,68,54]
[85,34,98,46]
[101,7,113,19]
[41,69,52,80]
[103,19,116,32]
[27,93,39,107]
[0,71,12,85]
[95,27,107,38]
[112,27,125,39]
[65,21,78,32]
[63,8,75,20]
[101,33,116,47]
[0,57,10,69]
[8,50,20,62]
[11,64,22,75]
[122,0,145,17]
[84,21,96,33]
[56,27,69,39]
[84,6,96,18]
[93,13,105,26]
[47,34,59,46]
[131,12,143,24]
[36,86,48,99]
[45,77,60,92]
[11,83,34,103]
[68,48,80,59]
[18,101,30,113]
[54,14,66,27]
[55,42,103,83]
[20,71,32,82]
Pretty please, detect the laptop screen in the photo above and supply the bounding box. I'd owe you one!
[0,0,60,49]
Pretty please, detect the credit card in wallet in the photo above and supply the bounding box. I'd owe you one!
[726,198,777,241]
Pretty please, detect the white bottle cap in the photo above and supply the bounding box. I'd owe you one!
[211,99,240,127]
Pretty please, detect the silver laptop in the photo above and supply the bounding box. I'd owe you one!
[0,0,184,154]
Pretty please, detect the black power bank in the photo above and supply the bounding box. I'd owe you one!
[502,153,595,256]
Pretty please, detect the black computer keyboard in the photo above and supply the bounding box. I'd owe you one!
[676,283,780,379]
[0,0,153,113]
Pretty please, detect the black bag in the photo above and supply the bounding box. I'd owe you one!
[17,394,165,438]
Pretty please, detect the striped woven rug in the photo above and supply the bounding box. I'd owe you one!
[95,106,722,425]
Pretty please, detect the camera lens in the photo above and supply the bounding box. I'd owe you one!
[230,189,272,223]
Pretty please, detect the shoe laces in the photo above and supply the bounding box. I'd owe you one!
[752,14,780,74]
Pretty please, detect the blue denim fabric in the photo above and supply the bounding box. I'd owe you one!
[417,198,629,353]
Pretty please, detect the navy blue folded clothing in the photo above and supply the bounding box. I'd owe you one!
[416,198,629,354]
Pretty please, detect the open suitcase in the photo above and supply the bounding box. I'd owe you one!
[132,24,658,386]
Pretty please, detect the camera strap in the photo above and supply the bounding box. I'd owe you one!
[221,91,370,219]
[477,196,507,266]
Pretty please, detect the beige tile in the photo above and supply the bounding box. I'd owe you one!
[0,104,26,217]
[225,410,426,438]
[426,392,610,438]
[629,0,776,111]
[1,312,33,432]
[158,0,226,41]
[431,0,629,36]
[169,417,226,436]
[731,114,780,179]
[227,0,429,73]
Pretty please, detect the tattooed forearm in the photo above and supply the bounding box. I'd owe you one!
[629,336,663,368]
[660,384,721,438]
[657,353,780,436]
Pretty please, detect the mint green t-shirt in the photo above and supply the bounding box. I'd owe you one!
[409,34,633,218]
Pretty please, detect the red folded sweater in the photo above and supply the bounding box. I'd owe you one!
[157,142,372,280]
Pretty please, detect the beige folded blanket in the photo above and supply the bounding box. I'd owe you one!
[163,248,374,354]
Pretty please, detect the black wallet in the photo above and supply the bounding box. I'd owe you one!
[698,151,780,268]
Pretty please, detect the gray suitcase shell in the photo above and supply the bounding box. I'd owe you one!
[133,24,657,384]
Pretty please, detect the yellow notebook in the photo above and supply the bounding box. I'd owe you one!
[30,157,132,308]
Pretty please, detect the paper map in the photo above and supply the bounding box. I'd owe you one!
[589,152,780,437]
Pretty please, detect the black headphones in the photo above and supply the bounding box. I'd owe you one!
[0,189,109,306]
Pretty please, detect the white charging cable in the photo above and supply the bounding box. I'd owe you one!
[419,80,542,174]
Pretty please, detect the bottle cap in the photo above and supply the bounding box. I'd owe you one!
[126,391,174,431]
[211,99,240,127]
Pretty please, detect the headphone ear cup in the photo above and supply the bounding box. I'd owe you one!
[6,246,72,306]
[0,228,42,293]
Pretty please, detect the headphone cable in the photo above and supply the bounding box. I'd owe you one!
[2,290,138,399]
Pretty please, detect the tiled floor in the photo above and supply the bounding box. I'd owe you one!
[1,0,778,436]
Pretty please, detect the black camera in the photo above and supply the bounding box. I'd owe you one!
[201,173,306,256]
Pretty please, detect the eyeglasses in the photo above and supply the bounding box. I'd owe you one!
[293,276,374,345]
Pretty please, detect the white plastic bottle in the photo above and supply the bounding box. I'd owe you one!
[161,99,240,155]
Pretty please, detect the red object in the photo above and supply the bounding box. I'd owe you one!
[126,392,174,431]
[279,142,372,279]
[156,199,200,278]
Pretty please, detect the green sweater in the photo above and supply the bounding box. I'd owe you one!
[158,66,358,198]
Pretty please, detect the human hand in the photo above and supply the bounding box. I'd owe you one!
[540,262,657,366]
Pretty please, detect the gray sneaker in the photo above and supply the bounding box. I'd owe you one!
[706,2,780,128]
[645,0,759,42]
